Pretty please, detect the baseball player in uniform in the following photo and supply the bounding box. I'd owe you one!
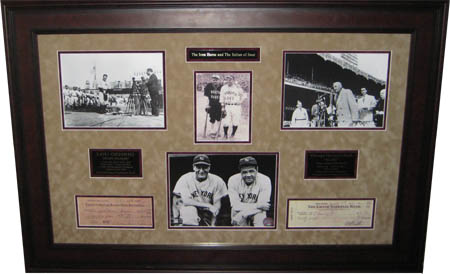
[172,154,228,226]
[219,75,245,139]
[204,74,223,137]
[98,73,110,109]
[227,156,272,227]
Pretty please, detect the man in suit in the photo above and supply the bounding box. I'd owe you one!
[146,68,160,116]
[333,82,359,127]
[374,89,386,127]
[357,87,377,127]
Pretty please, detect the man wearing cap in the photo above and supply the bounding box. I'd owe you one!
[203,74,223,137]
[172,154,228,226]
[219,75,245,139]
[227,156,272,227]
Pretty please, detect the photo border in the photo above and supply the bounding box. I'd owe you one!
[166,152,279,230]
[280,50,391,131]
[58,50,167,131]
[193,70,253,144]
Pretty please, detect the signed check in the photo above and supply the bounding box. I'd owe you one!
[287,199,376,229]
[76,196,154,229]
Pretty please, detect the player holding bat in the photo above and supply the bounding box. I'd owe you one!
[203,74,223,138]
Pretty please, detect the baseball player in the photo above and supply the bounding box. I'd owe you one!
[172,154,228,226]
[203,74,223,137]
[227,156,272,227]
[219,75,245,139]
[98,74,109,106]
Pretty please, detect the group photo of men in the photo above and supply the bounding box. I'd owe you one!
[282,52,389,129]
[167,153,278,228]
[59,52,165,129]
[194,72,252,143]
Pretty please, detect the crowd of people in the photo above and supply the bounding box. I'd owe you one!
[289,82,386,128]
[285,75,333,93]
[171,154,273,227]
[62,85,120,113]
[62,69,163,116]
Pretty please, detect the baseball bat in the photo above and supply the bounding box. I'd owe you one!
[203,109,209,138]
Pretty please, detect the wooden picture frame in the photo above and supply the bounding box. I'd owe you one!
[1,0,448,272]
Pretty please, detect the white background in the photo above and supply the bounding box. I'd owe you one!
[0,19,449,274]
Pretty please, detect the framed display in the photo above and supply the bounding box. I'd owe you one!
[1,0,448,272]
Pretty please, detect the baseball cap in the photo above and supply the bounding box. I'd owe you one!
[193,154,211,166]
[225,75,234,80]
[212,74,220,79]
[239,156,258,170]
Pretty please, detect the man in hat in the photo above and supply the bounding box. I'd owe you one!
[227,156,273,227]
[203,74,223,137]
[172,154,228,226]
[219,75,245,139]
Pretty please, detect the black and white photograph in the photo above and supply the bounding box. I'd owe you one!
[59,51,166,129]
[282,52,390,130]
[194,71,252,143]
[167,153,278,229]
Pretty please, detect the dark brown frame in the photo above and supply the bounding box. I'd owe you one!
[1,0,448,272]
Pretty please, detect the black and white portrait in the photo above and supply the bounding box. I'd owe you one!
[194,71,252,143]
[59,51,166,129]
[282,52,390,130]
[167,153,278,229]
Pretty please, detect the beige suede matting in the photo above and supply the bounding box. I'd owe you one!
[38,33,410,245]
